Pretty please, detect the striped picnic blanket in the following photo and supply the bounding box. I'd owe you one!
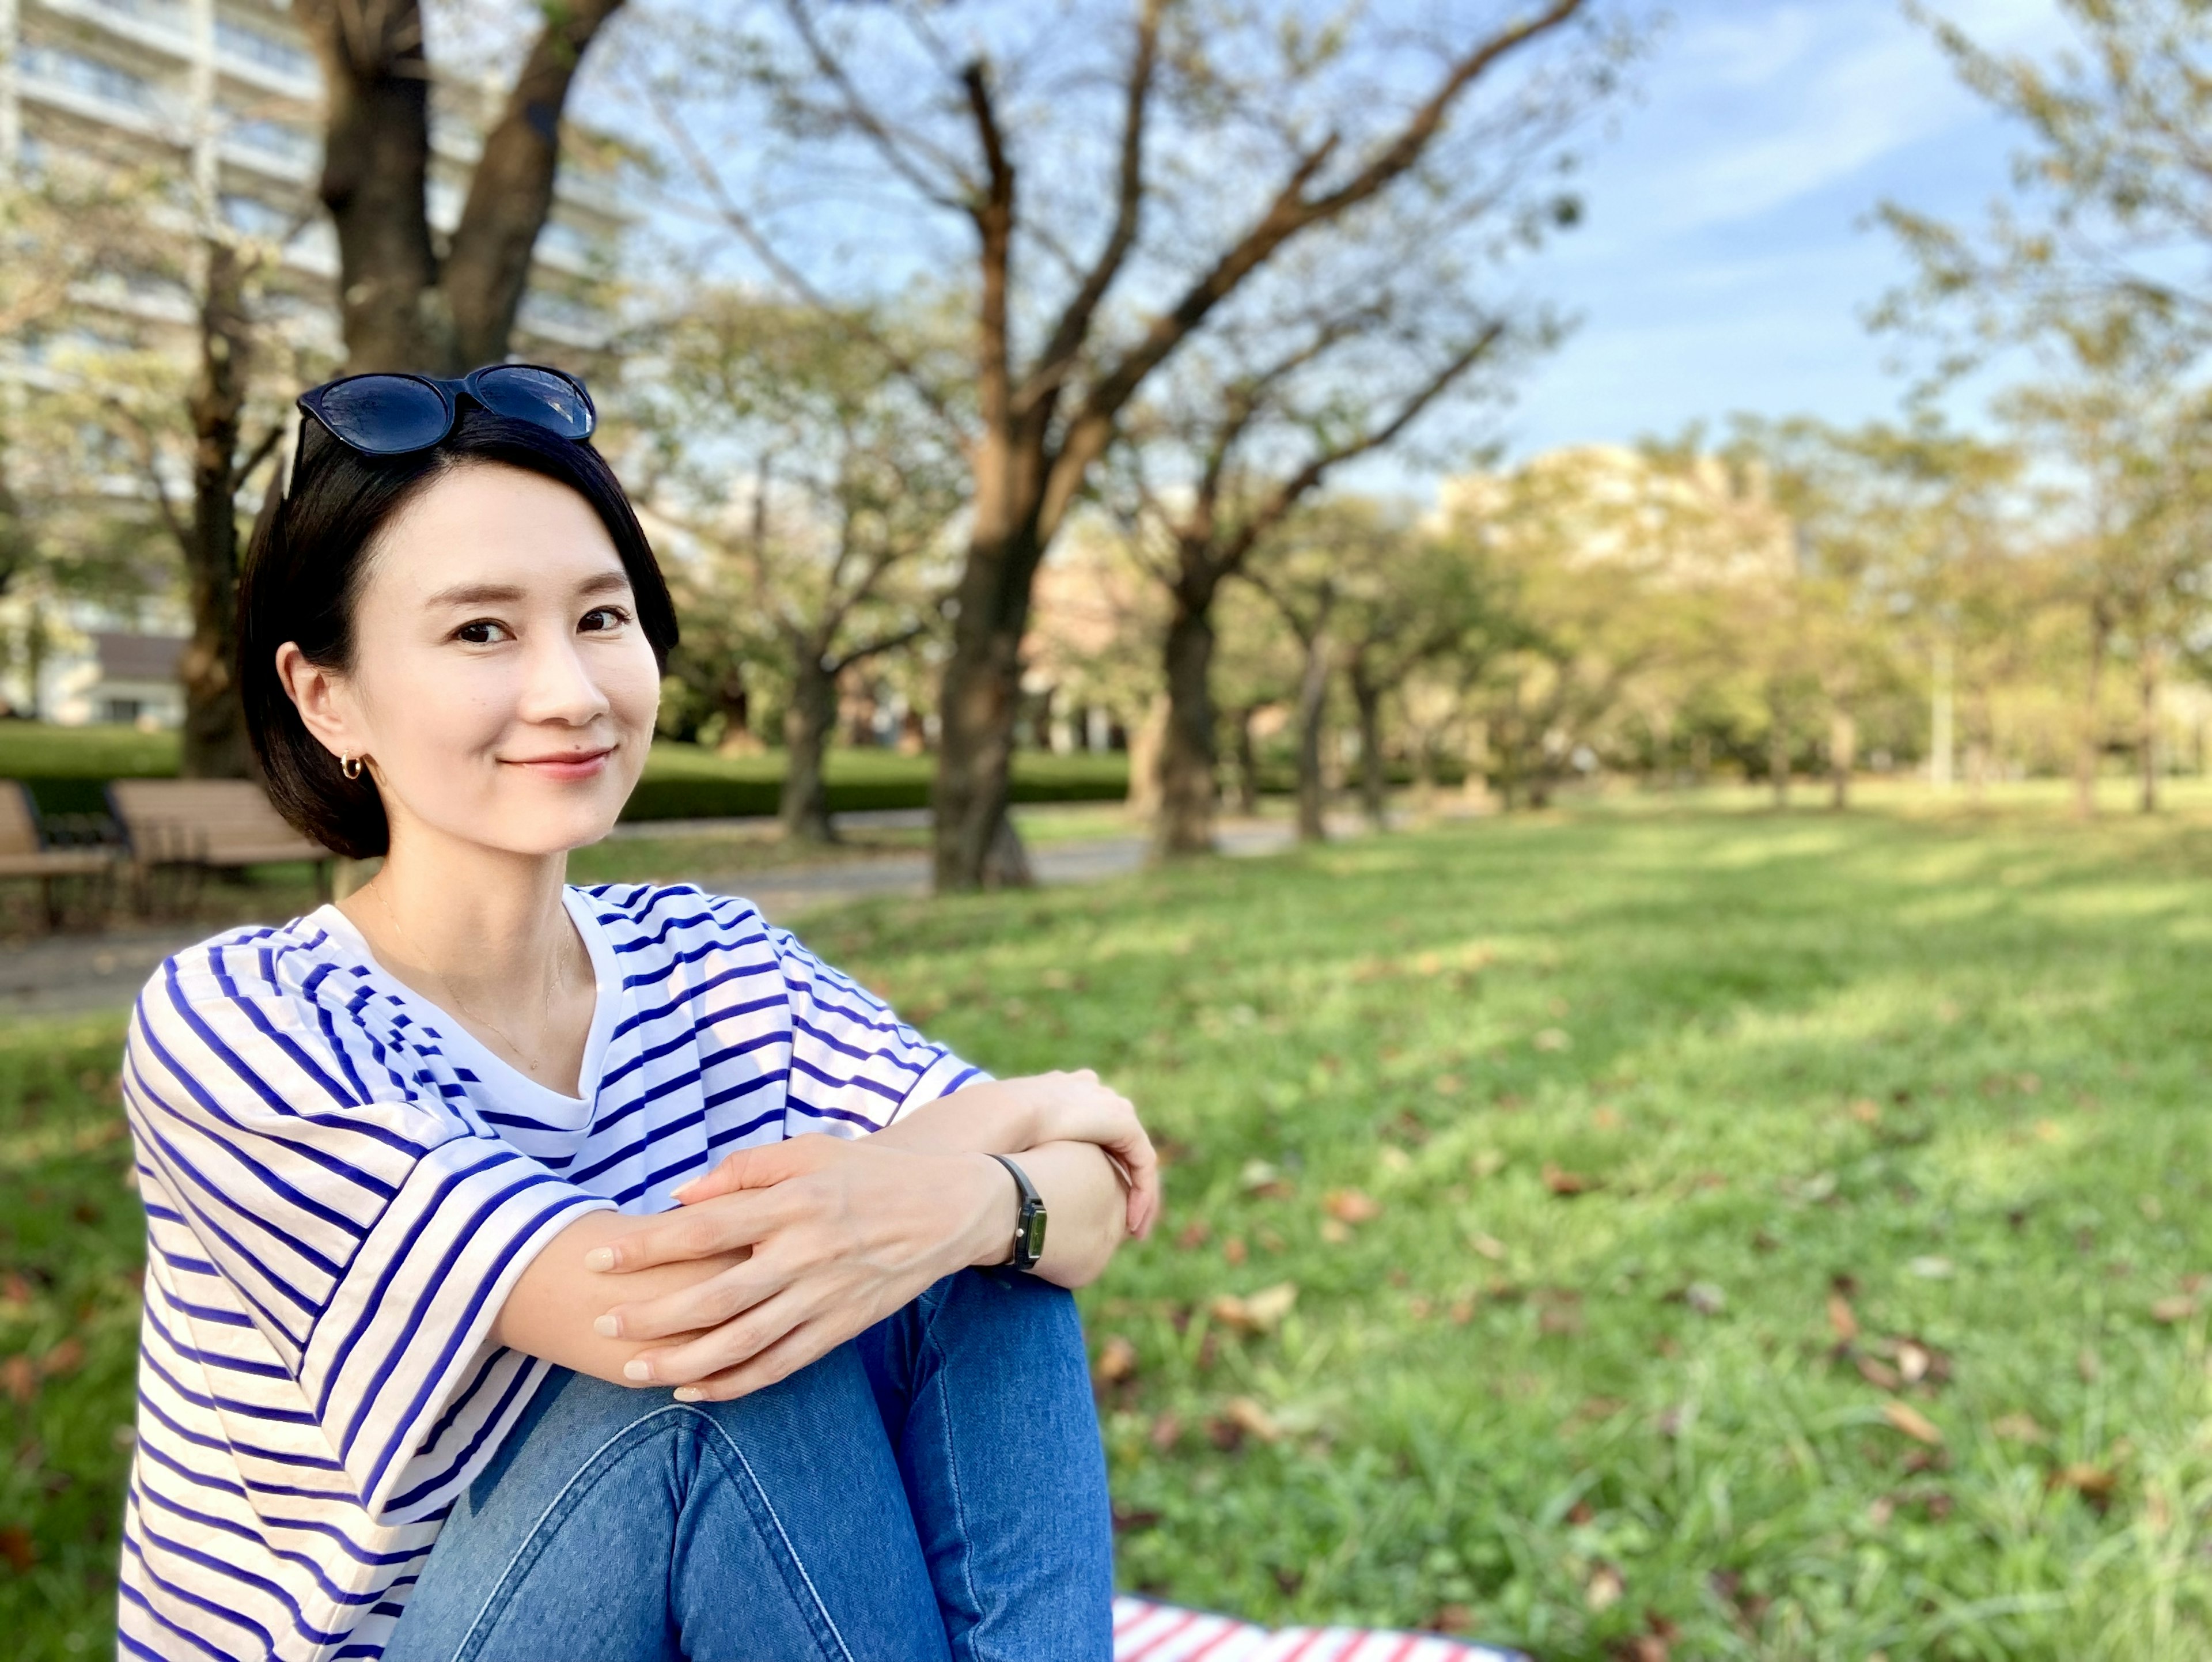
[1111,1595,1531,1661]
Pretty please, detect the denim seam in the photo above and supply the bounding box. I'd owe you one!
[695,1417,858,1662]
[921,1310,987,1662]
[446,1403,700,1662]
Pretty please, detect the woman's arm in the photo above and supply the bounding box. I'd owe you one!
[491,1210,748,1386]
[492,1070,1156,1399]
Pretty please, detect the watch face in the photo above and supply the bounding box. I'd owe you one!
[1021,1204,1049,1263]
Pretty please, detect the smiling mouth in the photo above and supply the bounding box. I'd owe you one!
[507,747,615,778]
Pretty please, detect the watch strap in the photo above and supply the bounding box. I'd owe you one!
[987,1153,1045,1271]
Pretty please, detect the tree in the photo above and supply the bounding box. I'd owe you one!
[631,293,962,841]
[6,160,313,773]
[649,0,1633,888]
[294,0,629,372]
[1107,252,1529,854]
[1879,2,2212,383]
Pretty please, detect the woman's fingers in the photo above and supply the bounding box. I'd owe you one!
[1112,1122,1162,1237]
[587,1187,794,1272]
[670,1318,841,1403]
[600,1253,791,1343]
[671,1133,840,1206]
[625,1288,814,1389]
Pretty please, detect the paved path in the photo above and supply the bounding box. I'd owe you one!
[1,817,1323,1019]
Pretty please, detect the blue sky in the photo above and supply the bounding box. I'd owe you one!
[1499,0,2069,457]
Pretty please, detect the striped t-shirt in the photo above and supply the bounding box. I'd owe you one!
[117,882,978,1661]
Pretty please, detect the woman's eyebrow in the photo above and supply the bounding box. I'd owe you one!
[424,571,631,609]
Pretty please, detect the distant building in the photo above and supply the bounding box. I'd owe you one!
[56,628,186,726]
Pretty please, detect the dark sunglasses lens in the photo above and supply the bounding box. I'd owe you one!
[474,366,594,438]
[316,377,450,453]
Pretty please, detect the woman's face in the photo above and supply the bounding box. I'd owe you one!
[282,463,661,860]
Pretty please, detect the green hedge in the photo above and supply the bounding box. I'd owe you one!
[7,736,1131,823]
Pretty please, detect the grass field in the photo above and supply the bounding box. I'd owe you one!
[7,796,2212,1657]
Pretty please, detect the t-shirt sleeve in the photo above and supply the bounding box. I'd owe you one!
[769,926,982,1133]
[122,949,612,1524]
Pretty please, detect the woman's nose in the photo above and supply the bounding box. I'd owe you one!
[517,633,612,725]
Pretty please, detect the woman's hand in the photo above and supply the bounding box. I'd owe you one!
[585,1134,1012,1401]
[876,1070,1161,1240]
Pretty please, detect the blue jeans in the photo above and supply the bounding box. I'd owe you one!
[383,1269,1113,1661]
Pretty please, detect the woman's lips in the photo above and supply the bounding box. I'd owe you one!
[507,748,613,782]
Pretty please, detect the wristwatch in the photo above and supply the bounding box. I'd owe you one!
[988,1153,1048,1272]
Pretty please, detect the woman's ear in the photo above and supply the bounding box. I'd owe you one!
[274,642,361,764]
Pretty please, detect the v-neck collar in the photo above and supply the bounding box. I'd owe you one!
[310,886,619,1129]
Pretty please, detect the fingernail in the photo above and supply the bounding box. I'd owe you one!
[672,1387,704,1403]
[593,1314,620,1338]
[623,1359,653,1382]
[584,1247,615,1271]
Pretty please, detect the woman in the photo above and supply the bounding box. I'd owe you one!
[117,365,1158,1662]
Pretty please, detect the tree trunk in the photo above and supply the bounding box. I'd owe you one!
[1294,628,1330,843]
[1232,706,1260,816]
[1155,592,1219,856]
[298,0,626,373]
[1768,717,1790,809]
[1126,694,1169,821]
[1351,656,1388,831]
[931,515,1040,890]
[179,241,255,781]
[2138,648,2161,815]
[301,0,447,373]
[2075,609,2108,820]
[1828,707,1855,811]
[780,649,839,843]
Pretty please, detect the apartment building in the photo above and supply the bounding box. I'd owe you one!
[0,0,630,722]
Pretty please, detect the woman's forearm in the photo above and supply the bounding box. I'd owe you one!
[495,1209,748,1385]
[876,1078,1039,1157]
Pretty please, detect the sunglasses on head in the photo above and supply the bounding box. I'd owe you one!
[289,363,596,491]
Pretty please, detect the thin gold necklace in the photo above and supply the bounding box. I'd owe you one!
[370,883,578,1080]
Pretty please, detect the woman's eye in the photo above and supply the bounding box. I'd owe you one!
[454,619,511,645]
[579,607,630,634]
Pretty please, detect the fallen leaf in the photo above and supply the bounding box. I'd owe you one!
[1908,1256,1955,1279]
[1534,1028,1572,1053]
[1225,1396,1281,1443]
[1592,1106,1623,1131]
[1147,1412,1182,1452]
[1449,1297,1476,1324]
[1319,1219,1351,1245]
[1469,1232,1508,1261]
[38,1338,83,1380]
[1848,1098,1883,1125]
[1,1273,32,1307]
[2050,1463,2118,1508]
[1175,1220,1213,1251]
[1468,1149,1506,1180]
[1427,1604,1475,1634]
[1896,1340,1933,1384]
[1685,1282,1726,1317]
[1433,1074,1464,1097]
[1855,1354,1903,1391]
[2151,1294,2198,1324]
[1092,1335,1138,1387]
[1,1356,32,1405]
[1210,1282,1298,1336]
[1585,1561,1624,1612]
[1827,1293,1859,1343]
[0,1524,34,1573]
[1543,1164,1597,1198]
[1991,1411,2047,1444]
[1323,1189,1382,1225]
[1377,1146,1411,1174]
[1866,1496,1895,1529]
[1223,1237,1248,1266]
[1882,1400,1944,1445]
[1112,1504,1164,1532]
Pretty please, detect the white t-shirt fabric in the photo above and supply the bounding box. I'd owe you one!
[116,882,978,1661]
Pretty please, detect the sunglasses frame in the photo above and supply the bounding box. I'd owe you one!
[287,363,597,494]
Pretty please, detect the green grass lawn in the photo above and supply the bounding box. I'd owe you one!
[9,800,2212,1657]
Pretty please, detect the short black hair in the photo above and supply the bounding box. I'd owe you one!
[239,408,679,860]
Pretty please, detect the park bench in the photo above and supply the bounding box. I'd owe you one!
[107,778,334,909]
[0,780,119,927]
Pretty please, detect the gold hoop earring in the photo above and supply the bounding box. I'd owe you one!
[340,754,363,781]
